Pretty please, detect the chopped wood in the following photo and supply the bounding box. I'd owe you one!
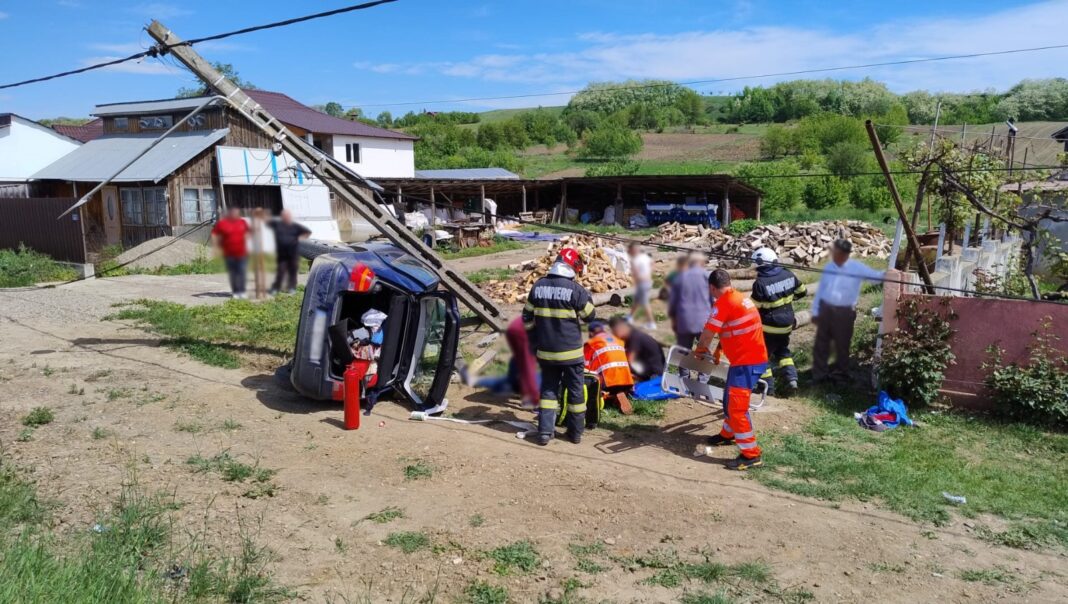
[480,234,632,303]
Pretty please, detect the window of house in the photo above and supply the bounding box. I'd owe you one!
[345,143,361,164]
[114,117,129,131]
[138,115,174,130]
[120,187,169,226]
[182,188,218,224]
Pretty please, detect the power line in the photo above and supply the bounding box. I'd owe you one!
[344,43,1068,109]
[0,0,400,91]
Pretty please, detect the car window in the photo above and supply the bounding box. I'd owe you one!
[407,296,447,405]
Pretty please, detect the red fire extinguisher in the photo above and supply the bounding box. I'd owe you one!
[343,360,371,430]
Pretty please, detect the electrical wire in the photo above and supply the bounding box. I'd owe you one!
[343,43,1068,109]
[0,0,401,91]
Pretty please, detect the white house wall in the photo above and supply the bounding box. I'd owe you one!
[0,117,80,181]
[331,135,414,179]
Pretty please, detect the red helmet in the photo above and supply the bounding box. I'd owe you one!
[557,247,585,274]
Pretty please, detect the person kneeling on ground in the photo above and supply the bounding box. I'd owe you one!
[695,269,769,471]
[584,320,635,414]
[609,316,665,382]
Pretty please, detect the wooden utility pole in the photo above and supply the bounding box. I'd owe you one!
[864,120,934,293]
[146,20,507,331]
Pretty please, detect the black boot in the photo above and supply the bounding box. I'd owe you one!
[565,412,585,444]
[537,409,557,446]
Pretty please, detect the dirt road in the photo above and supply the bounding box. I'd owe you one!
[0,279,1063,602]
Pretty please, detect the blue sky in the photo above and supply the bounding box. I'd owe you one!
[1,0,1067,119]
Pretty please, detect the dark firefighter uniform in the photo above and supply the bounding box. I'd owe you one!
[750,264,807,393]
[522,249,596,445]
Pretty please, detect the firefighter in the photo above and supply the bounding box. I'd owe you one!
[522,248,596,445]
[584,320,635,415]
[749,247,807,395]
[695,269,769,471]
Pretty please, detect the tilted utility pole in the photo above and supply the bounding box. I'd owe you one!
[146,20,507,332]
[865,120,935,293]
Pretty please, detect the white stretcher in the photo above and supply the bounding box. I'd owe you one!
[660,345,768,410]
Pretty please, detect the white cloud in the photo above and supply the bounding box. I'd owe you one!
[0,11,9,19]
[129,3,192,19]
[356,0,1068,94]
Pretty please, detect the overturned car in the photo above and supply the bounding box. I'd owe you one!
[290,241,459,411]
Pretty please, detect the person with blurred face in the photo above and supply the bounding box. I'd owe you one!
[268,209,311,295]
[211,207,250,299]
[609,316,664,382]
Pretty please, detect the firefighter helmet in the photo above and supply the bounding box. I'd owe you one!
[557,247,586,274]
[751,247,778,266]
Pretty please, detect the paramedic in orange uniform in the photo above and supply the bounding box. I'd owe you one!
[694,269,769,471]
[584,321,635,414]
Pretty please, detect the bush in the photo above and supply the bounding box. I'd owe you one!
[726,218,760,236]
[734,159,804,219]
[824,141,872,178]
[878,298,956,406]
[760,124,794,159]
[585,160,640,177]
[0,245,78,288]
[802,176,850,209]
[985,318,1068,429]
[567,80,691,115]
[577,123,643,159]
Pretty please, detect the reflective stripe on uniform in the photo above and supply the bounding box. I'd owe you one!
[591,345,625,359]
[753,295,794,309]
[721,322,761,339]
[736,440,759,450]
[579,301,595,318]
[596,361,630,374]
[733,431,755,440]
[523,301,535,312]
[762,323,793,335]
[778,357,795,367]
[706,317,724,328]
[539,398,559,410]
[569,403,587,413]
[533,307,578,319]
[760,368,773,378]
[537,347,584,362]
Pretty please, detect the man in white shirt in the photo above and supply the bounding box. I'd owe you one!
[811,239,885,384]
[627,243,656,330]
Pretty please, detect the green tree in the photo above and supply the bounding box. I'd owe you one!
[322,102,344,117]
[565,109,602,137]
[176,62,256,98]
[567,80,690,115]
[577,122,643,159]
[376,111,394,127]
[673,89,705,125]
[734,159,804,218]
[803,176,850,209]
[824,141,872,178]
[760,124,795,159]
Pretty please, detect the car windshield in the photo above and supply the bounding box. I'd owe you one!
[407,296,447,405]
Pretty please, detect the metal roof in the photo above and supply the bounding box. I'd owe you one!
[414,168,521,180]
[32,129,229,183]
[245,90,418,141]
[93,97,211,117]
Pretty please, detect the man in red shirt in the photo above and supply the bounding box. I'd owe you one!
[695,269,769,470]
[211,207,250,299]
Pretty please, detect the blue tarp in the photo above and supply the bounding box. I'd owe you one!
[497,230,565,242]
[634,376,680,401]
[857,391,914,430]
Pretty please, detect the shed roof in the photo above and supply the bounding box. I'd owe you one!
[93,97,210,117]
[245,90,418,141]
[414,167,520,180]
[31,129,229,183]
[1052,125,1068,141]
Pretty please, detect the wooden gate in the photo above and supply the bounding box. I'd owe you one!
[0,198,87,263]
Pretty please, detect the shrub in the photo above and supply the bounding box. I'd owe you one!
[726,218,760,236]
[577,123,643,159]
[22,407,55,427]
[985,318,1068,429]
[878,298,956,406]
[734,159,804,219]
[0,245,78,288]
[802,176,850,210]
[585,160,640,177]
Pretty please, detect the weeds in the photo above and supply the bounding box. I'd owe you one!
[364,507,405,524]
[106,388,131,401]
[464,581,508,604]
[221,418,242,431]
[383,531,430,554]
[469,513,485,527]
[67,383,84,395]
[84,369,111,382]
[403,461,433,481]
[186,451,277,498]
[465,267,517,284]
[174,420,203,434]
[90,427,111,440]
[487,540,540,575]
[21,407,54,427]
[16,429,33,442]
[0,245,78,287]
[959,567,1014,585]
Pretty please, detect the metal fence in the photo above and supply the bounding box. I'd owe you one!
[0,198,86,263]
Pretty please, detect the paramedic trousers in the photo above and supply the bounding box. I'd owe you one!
[812,304,856,383]
[719,363,767,459]
[760,332,798,392]
[539,362,585,437]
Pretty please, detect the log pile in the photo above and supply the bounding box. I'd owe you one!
[648,220,891,267]
[479,235,631,304]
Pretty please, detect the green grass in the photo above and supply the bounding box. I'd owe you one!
[220,418,242,431]
[383,531,430,554]
[752,393,1068,547]
[959,567,1014,585]
[469,513,486,527]
[465,267,517,284]
[679,591,736,604]
[174,420,203,434]
[90,427,111,440]
[363,506,405,524]
[109,293,303,367]
[439,238,526,260]
[486,540,540,575]
[464,580,509,604]
[16,429,33,442]
[21,407,54,427]
[187,451,276,485]
[597,399,668,432]
[0,245,77,288]
[0,456,291,603]
[403,461,433,481]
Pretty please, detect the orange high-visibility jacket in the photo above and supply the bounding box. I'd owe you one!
[584,332,634,388]
[703,288,769,367]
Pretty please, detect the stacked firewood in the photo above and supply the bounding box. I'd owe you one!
[649,220,891,266]
[479,235,632,304]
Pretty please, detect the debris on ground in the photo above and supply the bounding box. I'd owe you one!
[113,236,213,270]
[648,220,892,266]
[479,235,631,303]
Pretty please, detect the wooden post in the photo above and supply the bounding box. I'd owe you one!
[560,181,568,223]
[395,185,402,217]
[429,186,436,227]
[865,120,934,292]
[521,184,527,213]
[722,185,730,228]
[252,207,266,299]
[535,187,540,211]
[479,184,486,223]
